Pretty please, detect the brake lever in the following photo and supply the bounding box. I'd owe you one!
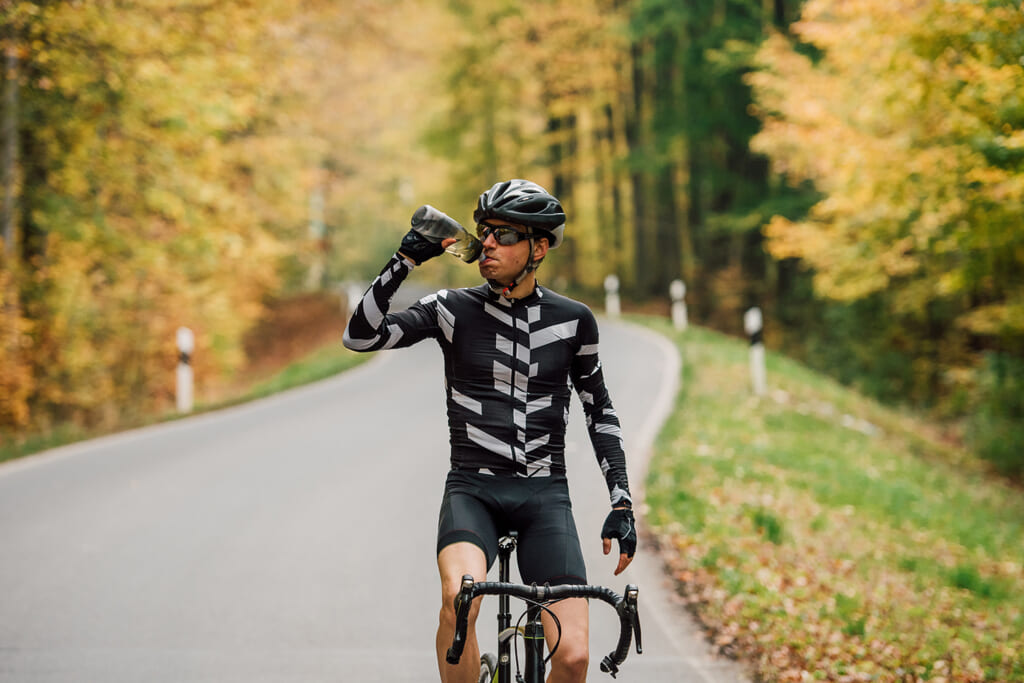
[445,575,476,665]
[630,594,643,655]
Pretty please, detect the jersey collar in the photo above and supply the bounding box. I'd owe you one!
[483,282,543,306]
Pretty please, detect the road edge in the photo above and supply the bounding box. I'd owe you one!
[0,352,393,479]
[612,318,752,683]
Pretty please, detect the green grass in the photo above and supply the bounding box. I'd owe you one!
[0,342,369,465]
[635,316,1024,683]
[201,343,369,409]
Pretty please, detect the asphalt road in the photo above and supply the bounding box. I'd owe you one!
[0,316,749,683]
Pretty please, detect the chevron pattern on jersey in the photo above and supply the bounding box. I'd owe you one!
[343,253,632,506]
[461,295,578,479]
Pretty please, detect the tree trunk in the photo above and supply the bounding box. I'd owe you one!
[601,102,625,273]
[547,113,577,280]
[654,165,681,286]
[2,51,17,258]
[0,47,29,429]
[652,31,682,292]
[626,40,655,296]
[774,0,788,28]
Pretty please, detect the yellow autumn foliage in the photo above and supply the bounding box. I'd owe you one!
[1,0,449,433]
[0,263,32,428]
[749,0,1024,342]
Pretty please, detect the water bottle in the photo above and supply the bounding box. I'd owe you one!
[410,205,482,263]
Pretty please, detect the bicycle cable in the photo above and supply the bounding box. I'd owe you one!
[510,597,563,675]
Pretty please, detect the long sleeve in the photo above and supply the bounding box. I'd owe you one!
[570,310,631,508]
[343,254,438,352]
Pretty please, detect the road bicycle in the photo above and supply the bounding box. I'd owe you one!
[446,532,642,682]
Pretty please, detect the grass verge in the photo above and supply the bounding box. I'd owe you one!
[0,343,369,465]
[636,316,1023,683]
[199,343,369,410]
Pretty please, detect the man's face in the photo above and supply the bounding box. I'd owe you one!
[476,220,547,284]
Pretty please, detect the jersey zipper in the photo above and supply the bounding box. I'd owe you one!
[510,299,523,463]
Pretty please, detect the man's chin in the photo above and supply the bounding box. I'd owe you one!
[478,258,499,276]
[478,265,508,286]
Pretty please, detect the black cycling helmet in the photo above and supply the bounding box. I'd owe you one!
[473,179,565,248]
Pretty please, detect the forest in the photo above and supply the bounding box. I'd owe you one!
[1,0,1021,476]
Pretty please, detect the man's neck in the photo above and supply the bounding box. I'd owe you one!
[501,272,537,300]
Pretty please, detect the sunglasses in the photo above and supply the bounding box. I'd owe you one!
[476,223,534,246]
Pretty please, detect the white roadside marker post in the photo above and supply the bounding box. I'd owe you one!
[176,326,195,414]
[744,307,766,397]
[306,186,326,291]
[604,274,621,318]
[670,279,688,332]
[346,283,365,319]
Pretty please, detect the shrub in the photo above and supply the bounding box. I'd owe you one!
[969,353,1024,481]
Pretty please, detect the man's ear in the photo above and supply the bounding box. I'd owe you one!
[533,236,550,261]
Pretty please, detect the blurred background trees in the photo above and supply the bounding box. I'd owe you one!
[1,0,1020,476]
[748,0,1024,475]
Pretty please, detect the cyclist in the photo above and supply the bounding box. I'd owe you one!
[344,179,637,683]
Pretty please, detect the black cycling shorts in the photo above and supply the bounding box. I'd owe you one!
[437,469,587,585]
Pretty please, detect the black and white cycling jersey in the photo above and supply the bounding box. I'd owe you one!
[344,254,632,508]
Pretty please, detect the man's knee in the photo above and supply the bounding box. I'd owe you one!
[438,578,481,630]
[545,597,589,681]
[550,638,589,680]
[437,541,488,631]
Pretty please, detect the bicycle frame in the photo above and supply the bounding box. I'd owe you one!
[495,533,517,683]
[495,533,544,683]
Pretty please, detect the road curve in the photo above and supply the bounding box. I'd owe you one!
[0,317,749,683]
